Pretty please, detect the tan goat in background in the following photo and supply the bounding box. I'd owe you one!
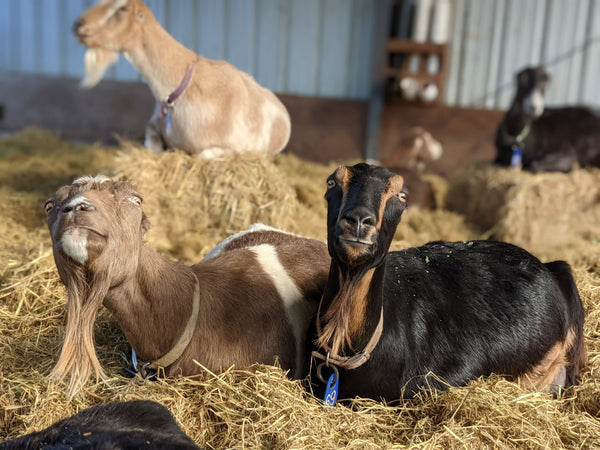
[73,0,291,158]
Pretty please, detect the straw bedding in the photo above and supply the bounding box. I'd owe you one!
[1,127,600,448]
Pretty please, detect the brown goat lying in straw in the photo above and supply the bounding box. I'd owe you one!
[44,175,330,395]
[73,0,291,158]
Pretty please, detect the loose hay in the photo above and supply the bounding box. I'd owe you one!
[113,142,325,262]
[1,128,600,448]
[447,163,600,263]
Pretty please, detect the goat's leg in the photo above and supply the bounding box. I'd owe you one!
[144,103,167,153]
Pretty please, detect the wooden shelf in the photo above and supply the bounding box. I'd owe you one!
[386,38,449,104]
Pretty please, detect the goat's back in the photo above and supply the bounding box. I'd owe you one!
[320,240,582,400]
[0,401,198,449]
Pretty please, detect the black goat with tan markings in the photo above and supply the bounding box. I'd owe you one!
[307,163,586,402]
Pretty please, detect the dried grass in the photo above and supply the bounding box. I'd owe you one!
[1,128,600,448]
[447,163,600,263]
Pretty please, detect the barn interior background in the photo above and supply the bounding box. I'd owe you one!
[1,0,599,164]
[1,0,600,448]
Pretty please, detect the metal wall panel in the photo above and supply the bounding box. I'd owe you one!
[445,0,599,109]
[2,0,595,106]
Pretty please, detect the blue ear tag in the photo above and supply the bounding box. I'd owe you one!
[165,110,173,135]
[511,145,522,168]
[323,371,339,407]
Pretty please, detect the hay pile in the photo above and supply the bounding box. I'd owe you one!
[1,128,600,448]
[447,163,600,263]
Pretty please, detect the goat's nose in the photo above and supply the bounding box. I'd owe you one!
[62,201,95,213]
[342,208,376,230]
[72,18,85,35]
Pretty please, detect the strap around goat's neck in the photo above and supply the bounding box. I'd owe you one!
[148,274,200,369]
[501,121,531,145]
[312,306,384,371]
[159,62,196,117]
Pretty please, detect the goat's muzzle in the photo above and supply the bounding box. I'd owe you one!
[73,18,86,37]
[333,210,377,266]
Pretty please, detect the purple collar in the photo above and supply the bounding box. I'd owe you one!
[159,63,195,118]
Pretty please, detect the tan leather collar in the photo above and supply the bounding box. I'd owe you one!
[312,306,384,370]
[149,274,200,369]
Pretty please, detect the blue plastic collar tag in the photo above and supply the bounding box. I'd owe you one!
[323,372,339,407]
[511,145,522,168]
[125,348,138,377]
[166,111,173,135]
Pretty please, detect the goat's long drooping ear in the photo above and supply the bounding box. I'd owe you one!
[81,48,118,88]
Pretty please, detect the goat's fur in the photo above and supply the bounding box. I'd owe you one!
[306,163,586,401]
[45,175,329,395]
[395,127,443,172]
[73,0,291,158]
[495,66,600,172]
[0,401,199,449]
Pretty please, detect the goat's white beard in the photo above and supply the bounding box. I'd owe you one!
[81,48,118,88]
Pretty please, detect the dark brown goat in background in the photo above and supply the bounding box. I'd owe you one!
[495,66,600,172]
[45,175,330,395]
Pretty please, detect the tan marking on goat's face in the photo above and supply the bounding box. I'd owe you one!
[518,329,576,391]
[376,174,406,230]
[75,0,147,52]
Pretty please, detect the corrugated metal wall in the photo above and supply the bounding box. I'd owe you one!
[1,0,598,108]
[0,0,377,100]
[445,0,600,109]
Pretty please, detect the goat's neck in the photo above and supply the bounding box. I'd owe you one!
[503,102,532,137]
[318,261,385,356]
[103,245,197,362]
[124,15,199,101]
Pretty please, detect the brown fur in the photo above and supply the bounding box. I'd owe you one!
[518,328,580,391]
[73,0,291,157]
[45,176,329,395]
[393,127,443,172]
[317,269,375,356]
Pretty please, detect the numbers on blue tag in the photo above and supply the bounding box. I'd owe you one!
[323,371,339,407]
[511,145,522,168]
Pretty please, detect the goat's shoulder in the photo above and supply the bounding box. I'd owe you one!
[386,240,546,281]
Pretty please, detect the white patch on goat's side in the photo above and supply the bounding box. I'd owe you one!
[60,228,89,265]
[203,223,290,260]
[250,244,310,377]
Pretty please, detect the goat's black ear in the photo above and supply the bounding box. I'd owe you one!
[517,71,530,89]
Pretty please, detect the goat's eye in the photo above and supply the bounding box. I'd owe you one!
[44,201,54,213]
[398,191,408,202]
[128,195,142,206]
[327,178,335,189]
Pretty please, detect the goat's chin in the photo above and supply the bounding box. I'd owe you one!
[59,228,90,266]
[81,48,118,88]
[58,228,106,267]
[334,239,375,267]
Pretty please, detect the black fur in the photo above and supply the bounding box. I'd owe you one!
[495,66,600,172]
[0,401,199,450]
[307,163,585,402]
